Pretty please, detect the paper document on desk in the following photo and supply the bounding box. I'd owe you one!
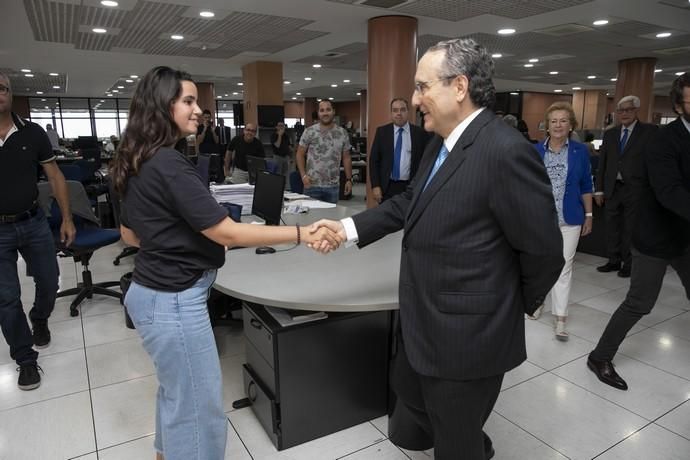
[291,200,337,209]
[265,306,327,327]
[210,183,255,215]
[283,192,311,201]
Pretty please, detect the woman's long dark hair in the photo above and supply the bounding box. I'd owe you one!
[110,66,193,195]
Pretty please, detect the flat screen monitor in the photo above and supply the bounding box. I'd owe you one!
[246,155,267,185]
[252,170,285,226]
[257,105,285,128]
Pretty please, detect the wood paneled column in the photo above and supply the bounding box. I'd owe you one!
[242,61,284,127]
[614,58,656,123]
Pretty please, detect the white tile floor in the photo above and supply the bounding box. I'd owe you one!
[1,189,689,459]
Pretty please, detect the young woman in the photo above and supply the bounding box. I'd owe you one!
[532,102,593,341]
[110,66,338,460]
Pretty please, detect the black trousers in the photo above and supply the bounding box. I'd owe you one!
[592,248,690,362]
[604,181,637,267]
[383,180,409,201]
[388,336,503,460]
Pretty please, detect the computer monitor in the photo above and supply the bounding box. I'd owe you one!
[246,155,267,185]
[252,170,285,226]
[74,136,99,150]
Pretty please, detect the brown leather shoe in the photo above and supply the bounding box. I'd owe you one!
[597,262,621,273]
[587,355,628,390]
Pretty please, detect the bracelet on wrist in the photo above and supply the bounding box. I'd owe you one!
[296,224,301,245]
[585,212,593,217]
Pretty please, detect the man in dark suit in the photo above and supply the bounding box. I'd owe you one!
[588,73,690,391]
[369,98,429,202]
[215,118,232,155]
[311,38,563,459]
[594,95,657,277]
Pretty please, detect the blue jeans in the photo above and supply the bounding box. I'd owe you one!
[125,270,227,460]
[0,209,58,365]
[305,185,339,204]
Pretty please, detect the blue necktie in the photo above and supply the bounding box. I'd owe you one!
[392,127,404,180]
[619,127,629,153]
[423,144,449,191]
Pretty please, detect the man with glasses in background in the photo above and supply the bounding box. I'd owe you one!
[0,71,75,390]
[224,122,265,184]
[594,95,657,277]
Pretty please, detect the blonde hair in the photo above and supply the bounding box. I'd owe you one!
[544,101,578,133]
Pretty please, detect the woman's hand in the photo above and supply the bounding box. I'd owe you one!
[303,225,342,253]
[581,216,593,236]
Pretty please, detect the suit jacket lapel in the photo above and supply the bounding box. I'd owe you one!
[405,109,493,233]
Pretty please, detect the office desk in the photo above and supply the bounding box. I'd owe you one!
[214,207,401,449]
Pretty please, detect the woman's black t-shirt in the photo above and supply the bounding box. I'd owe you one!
[122,147,228,291]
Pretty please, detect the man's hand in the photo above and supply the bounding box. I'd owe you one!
[302,174,312,189]
[60,218,76,247]
[344,180,352,196]
[303,225,342,253]
[308,220,347,254]
[581,216,593,236]
[594,195,604,207]
[372,186,383,203]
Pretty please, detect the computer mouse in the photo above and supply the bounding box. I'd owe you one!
[255,246,276,255]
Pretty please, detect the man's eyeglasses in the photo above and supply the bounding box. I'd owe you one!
[0,85,10,95]
[616,107,637,114]
[413,76,457,95]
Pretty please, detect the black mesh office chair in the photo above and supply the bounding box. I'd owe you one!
[108,179,139,265]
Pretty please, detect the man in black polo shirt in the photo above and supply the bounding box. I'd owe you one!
[223,123,265,184]
[0,71,75,390]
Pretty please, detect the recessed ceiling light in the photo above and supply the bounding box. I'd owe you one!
[312,64,322,68]
[593,19,609,26]
[654,69,663,73]
[112,89,119,93]
[25,74,34,78]
[117,85,124,88]
[572,87,581,90]
[130,75,138,78]
[529,58,539,63]
[676,71,685,76]
[356,92,361,96]
[52,85,60,89]
[101,0,118,6]
[328,97,334,100]
[36,91,43,95]
[331,84,338,87]
[510,92,519,95]
[587,75,596,79]
[523,64,534,68]
[125,79,133,83]
[554,89,563,93]
[44,106,49,109]
[497,28,516,35]
[316,98,322,102]
[491,53,502,58]
[549,71,559,75]
[41,98,46,101]
[171,34,184,40]
[291,97,297,100]
[199,11,215,18]
[343,79,350,83]
[216,95,221,99]
[107,94,113,96]
[21,69,31,73]
[296,92,302,95]
[237,82,243,86]
[232,92,238,95]
[92,28,107,34]
[49,72,59,76]
[656,32,672,38]
[224,93,228,97]
[284,81,291,84]
[100,100,104,102]
[304,77,312,81]
[610,77,617,81]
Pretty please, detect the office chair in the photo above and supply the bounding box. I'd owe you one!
[59,164,83,182]
[38,181,122,317]
[196,154,211,185]
[108,179,139,266]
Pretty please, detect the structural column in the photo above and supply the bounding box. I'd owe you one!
[196,82,216,119]
[366,15,418,208]
[614,58,656,123]
[242,61,284,127]
[572,89,608,131]
[359,90,367,136]
[303,97,319,125]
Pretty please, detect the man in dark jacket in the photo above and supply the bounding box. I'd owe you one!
[588,73,690,391]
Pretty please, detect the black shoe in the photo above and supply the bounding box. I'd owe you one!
[597,262,621,273]
[617,267,631,278]
[17,364,42,391]
[587,355,628,390]
[31,321,51,348]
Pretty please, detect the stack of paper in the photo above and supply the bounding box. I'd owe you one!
[210,184,255,215]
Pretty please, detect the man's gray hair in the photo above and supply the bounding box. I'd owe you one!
[502,114,518,129]
[617,95,640,109]
[426,38,496,108]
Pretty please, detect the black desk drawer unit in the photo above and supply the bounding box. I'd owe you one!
[242,302,391,450]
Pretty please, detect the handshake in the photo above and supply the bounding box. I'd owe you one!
[303,220,347,254]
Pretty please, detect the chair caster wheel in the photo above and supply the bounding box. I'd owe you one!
[113,259,120,266]
[70,308,79,317]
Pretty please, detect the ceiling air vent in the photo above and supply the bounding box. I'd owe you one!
[318,51,347,58]
[535,23,592,36]
[358,0,408,8]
